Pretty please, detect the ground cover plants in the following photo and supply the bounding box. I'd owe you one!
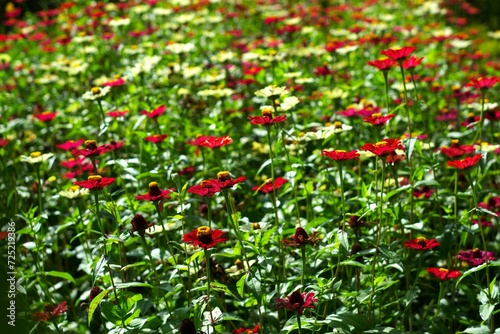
[0,0,499,333]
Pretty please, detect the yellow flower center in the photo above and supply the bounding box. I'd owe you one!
[415,237,427,243]
[88,175,102,181]
[149,181,158,188]
[30,151,42,158]
[91,87,101,95]
[217,171,231,181]
[251,223,261,230]
[451,139,459,145]
[69,185,80,191]
[374,141,387,147]
[438,268,448,273]
[41,111,53,115]
[336,150,346,153]
[371,113,382,118]
[196,226,212,243]
[334,121,342,129]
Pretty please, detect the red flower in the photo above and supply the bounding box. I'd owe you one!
[33,111,57,122]
[439,140,475,158]
[403,56,424,70]
[362,113,395,126]
[404,237,440,251]
[413,186,434,199]
[283,227,319,247]
[140,105,166,119]
[360,138,404,157]
[457,249,496,267]
[105,140,124,152]
[380,46,416,62]
[56,138,85,151]
[144,134,168,143]
[136,182,173,202]
[248,108,287,126]
[73,175,115,190]
[106,110,128,118]
[33,301,68,322]
[322,149,359,161]
[0,138,9,147]
[188,179,221,197]
[367,58,395,71]
[182,226,228,250]
[103,77,126,87]
[71,140,108,157]
[426,267,461,280]
[216,171,246,189]
[275,290,318,315]
[233,325,260,334]
[447,154,482,170]
[252,177,288,194]
[130,214,154,237]
[466,76,499,91]
[187,135,233,149]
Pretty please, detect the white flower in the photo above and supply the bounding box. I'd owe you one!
[254,85,288,99]
[280,96,300,111]
[203,307,223,326]
[336,45,358,55]
[108,17,131,27]
[82,86,110,100]
[165,43,195,54]
[449,39,472,49]
[21,152,54,164]
[59,186,89,199]
[488,30,500,39]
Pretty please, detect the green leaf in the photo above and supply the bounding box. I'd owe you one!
[463,325,491,334]
[88,288,110,326]
[44,271,76,284]
[456,260,500,286]
[237,274,246,297]
[337,229,349,251]
[479,303,495,321]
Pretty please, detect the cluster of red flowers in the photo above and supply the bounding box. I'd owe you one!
[33,301,68,322]
[188,172,246,197]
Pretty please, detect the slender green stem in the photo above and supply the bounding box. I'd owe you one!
[301,246,306,287]
[35,166,43,216]
[204,249,217,334]
[154,203,177,264]
[475,92,486,143]
[222,191,250,269]
[297,313,302,334]
[338,163,346,232]
[93,193,105,236]
[399,64,412,136]
[409,71,427,133]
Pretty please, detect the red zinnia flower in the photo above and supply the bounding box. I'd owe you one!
[106,110,128,118]
[402,56,424,70]
[187,135,233,149]
[367,58,395,71]
[248,108,287,126]
[140,105,166,119]
[380,46,416,62]
[466,76,499,91]
[447,154,482,170]
[457,248,496,267]
[275,290,318,315]
[130,214,154,237]
[404,237,440,251]
[283,227,320,247]
[0,138,9,147]
[56,138,85,151]
[360,138,404,157]
[216,171,246,189]
[233,325,260,334]
[322,149,359,161]
[71,140,108,157]
[33,111,57,122]
[136,182,173,202]
[439,140,475,158]
[144,134,168,143]
[74,175,115,190]
[252,177,288,194]
[182,226,228,250]
[33,301,68,322]
[362,113,395,126]
[426,267,461,280]
[103,77,126,87]
[188,179,221,197]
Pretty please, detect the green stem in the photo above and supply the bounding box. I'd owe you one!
[399,64,412,136]
[301,246,306,287]
[204,249,217,334]
[222,191,250,269]
[35,166,43,216]
[155,203,177,264]
[297,313,302,334]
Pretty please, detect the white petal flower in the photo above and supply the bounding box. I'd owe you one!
[280,96,300,111]
[254,85,288,99]
[82,86,111,101]
[202,307,223,326]
[21,152,54,164]
[59,186,90,199]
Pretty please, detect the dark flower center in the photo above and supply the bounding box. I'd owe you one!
[196,226,213,244]
[217,171,231,182]
[289,291,304,309]
[293,227,309,244]
[471,248,482,258]
[131,214,149,231]
[85,140,97,150]
[415,237,427,247]
[148,182,162,197]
